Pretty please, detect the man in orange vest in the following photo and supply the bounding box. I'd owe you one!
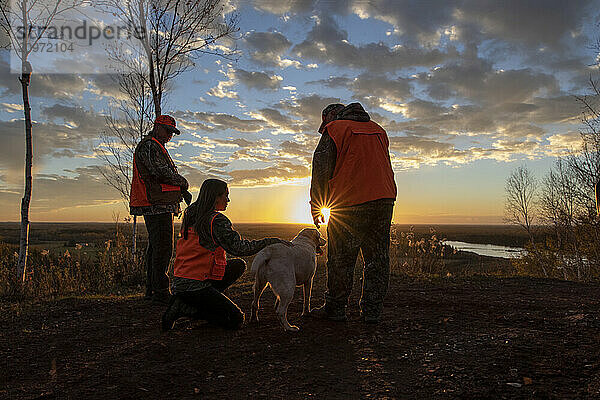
[309,103,396,323]
[130,115,190,305]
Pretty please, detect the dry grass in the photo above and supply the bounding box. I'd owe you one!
[1,222,517,300]
[0,227,145,300]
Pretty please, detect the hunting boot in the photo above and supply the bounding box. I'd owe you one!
[161,296,182,331]
[307,304,347,322]
[161,295,200,331]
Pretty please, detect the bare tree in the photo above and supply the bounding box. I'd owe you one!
[510,32,600,281]
[104,0,239,117]
[0,0,85,282]
[97,0,238,259]
[539,158,580,252]
[504,165,538,243]
[571,77,600,216]
[97,72,154,259]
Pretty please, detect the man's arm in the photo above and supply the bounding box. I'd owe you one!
[138,140,188,189]
[310,131,336,225]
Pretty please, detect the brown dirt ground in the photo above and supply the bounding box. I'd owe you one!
[2,262,600,399]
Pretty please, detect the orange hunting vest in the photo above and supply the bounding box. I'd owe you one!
[173,214,227,281]
[130,136,182,207]
[325,119,397,207]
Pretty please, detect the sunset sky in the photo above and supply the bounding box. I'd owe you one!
[1,0,599,224]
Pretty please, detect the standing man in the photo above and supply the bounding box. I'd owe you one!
[130,115,190,305]
[310,103,396,323]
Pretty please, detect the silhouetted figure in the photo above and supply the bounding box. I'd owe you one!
[130,115,188,305]
[162,179,290,331]
[309,103,397,323]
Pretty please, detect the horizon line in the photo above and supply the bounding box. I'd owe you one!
[0,220,513,226]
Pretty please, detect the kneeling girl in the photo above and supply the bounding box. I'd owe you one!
[162,178,289,330]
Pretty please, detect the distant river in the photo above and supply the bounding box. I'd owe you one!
[443,241,525,259]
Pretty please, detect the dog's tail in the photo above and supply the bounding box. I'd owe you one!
[251,246,272,273]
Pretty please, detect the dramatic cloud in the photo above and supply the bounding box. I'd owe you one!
[42,104,107,134]
[455,0,593,49]
[276,139,313,164]
[545,131,584,156]
[527,96,586,125]
[350,0,457,45]
[309,74,412,110]
[87,74,129,101]
[207,64,239,99]
[384,93,583,143]
[0,105,107,184]
[246,108,304,134]
[228,161,310,186]
[276,94,343,131]
[243,31,301,68]
[351,0,594,50]
[174,110,265,133]
[416,55,559,104]
[0,167,125,221]
[388,135,542,169]
[0,103,23,113]
[0,166,125,221]
[292,16,456,72]
[235,68,283,90]
[252,0,317,15]
[178,165,226,188]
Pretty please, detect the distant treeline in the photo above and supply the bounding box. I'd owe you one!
[0,222,538,248]
[0,222,149,246]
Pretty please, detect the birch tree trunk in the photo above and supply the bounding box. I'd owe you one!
[17,65,32,282]
[17,0,32,282]
[137,0,160,117]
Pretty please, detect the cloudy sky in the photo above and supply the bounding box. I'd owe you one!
[1,0,600,224]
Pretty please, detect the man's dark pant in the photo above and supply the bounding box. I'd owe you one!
[325,199,394,319]
[143,213,173,300]
[176,259,246,330]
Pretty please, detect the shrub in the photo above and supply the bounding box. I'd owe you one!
[511,221,600,281]
[390,226,450,277]
[0,227,146,300]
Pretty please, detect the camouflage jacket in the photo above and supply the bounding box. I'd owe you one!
[130,135,188,216]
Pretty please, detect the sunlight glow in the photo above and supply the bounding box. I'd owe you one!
[321,207,331,224]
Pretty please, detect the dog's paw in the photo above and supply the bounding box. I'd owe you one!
[285,325,300,332]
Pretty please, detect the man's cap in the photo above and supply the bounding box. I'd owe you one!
[318,103,345,133]
[154,114,180,135]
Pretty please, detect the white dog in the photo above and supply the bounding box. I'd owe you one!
[250,228,326,332]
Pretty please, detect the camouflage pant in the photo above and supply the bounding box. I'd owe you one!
[143,213,173,298]
[325,199,394,318]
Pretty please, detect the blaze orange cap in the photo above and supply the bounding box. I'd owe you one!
[154,114,180,134]
[318,103,344,133]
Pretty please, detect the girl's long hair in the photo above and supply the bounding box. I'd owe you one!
[181,179,228,240]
